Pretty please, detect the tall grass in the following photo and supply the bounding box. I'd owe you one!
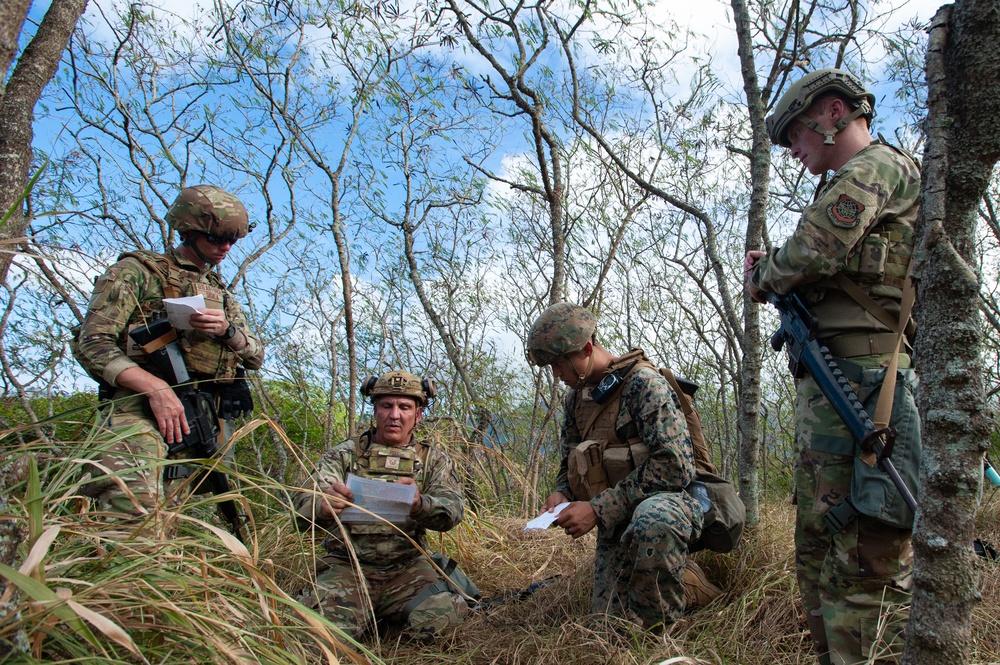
[1,410,997,664]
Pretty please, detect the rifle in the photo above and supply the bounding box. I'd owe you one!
[767,291,918,532]
[128,314,248,544]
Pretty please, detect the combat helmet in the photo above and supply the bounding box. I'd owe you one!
[525,302,598,367]
[360,371,436,407]
[766,68,876,148]
[165,185,251,239]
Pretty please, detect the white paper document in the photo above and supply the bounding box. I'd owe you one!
[162,295,206,330]
[339,473,416,524]
[524,502,571,530]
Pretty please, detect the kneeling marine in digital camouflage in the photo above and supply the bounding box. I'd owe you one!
[292,371,469,640]
[75,185,264,520]
[746,68,921,665]
[527,302,720,628]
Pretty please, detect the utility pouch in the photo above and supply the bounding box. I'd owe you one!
[849,367,921,528]
[844,232,890,284]
[603,441,648,488]
[567,439,608,501]
[686,470,746,553]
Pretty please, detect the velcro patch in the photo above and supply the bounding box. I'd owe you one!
[827,194,865,228]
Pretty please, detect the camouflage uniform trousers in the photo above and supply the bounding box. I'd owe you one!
[82,392,226,519]
[298,554,469,641]
[592,490,701,627]
[794,359,919,665]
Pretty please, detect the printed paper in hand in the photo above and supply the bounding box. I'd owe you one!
[162,295,206,330]
[525,502,571,530]
[339,473,416,524]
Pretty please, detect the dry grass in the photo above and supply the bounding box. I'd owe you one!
[2,420,998,664]
[377,506,810,665]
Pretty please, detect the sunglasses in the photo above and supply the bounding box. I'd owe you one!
[204,233,239,246]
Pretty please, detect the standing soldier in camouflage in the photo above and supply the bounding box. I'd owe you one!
[76,185,265,518]
[292,371,468,641]
[526,303,715,628]
[745,69,921,665]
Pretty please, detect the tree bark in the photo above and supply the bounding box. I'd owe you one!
[905,2,1000,663]
[0,1,87,655]
[0,0,89,285]
[730,0,770,527]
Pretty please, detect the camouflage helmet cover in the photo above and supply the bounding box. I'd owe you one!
[165,185,250,238]
[525,302,598,366]
[766,68,876,148]
[361,370,436,407]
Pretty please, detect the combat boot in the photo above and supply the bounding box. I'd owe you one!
[683,559,723,609]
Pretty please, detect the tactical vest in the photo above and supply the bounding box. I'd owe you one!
[120,250,238,383]
[347,430,428,537]
[567,349,651,500]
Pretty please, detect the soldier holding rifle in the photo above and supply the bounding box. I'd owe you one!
[76,185,264,520]
[745,69,921,665]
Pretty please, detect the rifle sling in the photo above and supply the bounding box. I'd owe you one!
[139,328,177,355]
[825,274,915,533]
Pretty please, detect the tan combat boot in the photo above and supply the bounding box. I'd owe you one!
[683,559,723,609]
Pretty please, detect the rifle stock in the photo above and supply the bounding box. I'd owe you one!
[128,316,247,544]
[767,292,918,530]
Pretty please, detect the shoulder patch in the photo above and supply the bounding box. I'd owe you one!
[827,194,865,228]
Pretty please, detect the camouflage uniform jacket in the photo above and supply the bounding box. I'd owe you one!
[555,361,696,535]
[77,247,264,387]
[293,431,465,567]
[749,141,920,342]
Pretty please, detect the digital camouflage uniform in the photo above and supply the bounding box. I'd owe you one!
[76,246,264,516]
[292,430,467,640]
[556,353,702,627]
[750,141,921,665]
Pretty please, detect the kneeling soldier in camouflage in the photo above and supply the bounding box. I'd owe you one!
[527,303,711,628]
[292,371,469,640]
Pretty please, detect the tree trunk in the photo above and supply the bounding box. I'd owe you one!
[0,0,89,285]
[0,1,87,655]
[730,0,770,527]
[905,2,1000,663]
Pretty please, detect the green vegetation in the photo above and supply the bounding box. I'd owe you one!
[1,404,997,664]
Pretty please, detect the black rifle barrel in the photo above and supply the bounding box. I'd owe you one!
[768,291,918,515]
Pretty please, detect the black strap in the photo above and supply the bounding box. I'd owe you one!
[824,497,859,534]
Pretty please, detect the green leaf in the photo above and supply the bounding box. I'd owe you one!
[0,562,104,652]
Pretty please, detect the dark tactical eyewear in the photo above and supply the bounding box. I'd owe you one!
[204,232,239,246]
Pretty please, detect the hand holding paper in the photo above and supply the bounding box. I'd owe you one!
[339,474,417,524]
[162,295,206,330]
[525,502,570,530]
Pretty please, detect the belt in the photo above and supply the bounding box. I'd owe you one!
[820,332,908,358]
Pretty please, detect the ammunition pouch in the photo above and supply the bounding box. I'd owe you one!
[218,367,254,420]
[567,438,648,501]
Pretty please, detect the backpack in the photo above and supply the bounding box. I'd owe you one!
[660,368,747,554]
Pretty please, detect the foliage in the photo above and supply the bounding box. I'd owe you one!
[2,410,998,663]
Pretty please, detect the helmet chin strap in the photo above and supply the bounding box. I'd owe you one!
[796,100,872,146]
[182,233,219,265]
[572,352,594,390]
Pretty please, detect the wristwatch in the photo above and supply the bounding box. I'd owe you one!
[215,324,237,342]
